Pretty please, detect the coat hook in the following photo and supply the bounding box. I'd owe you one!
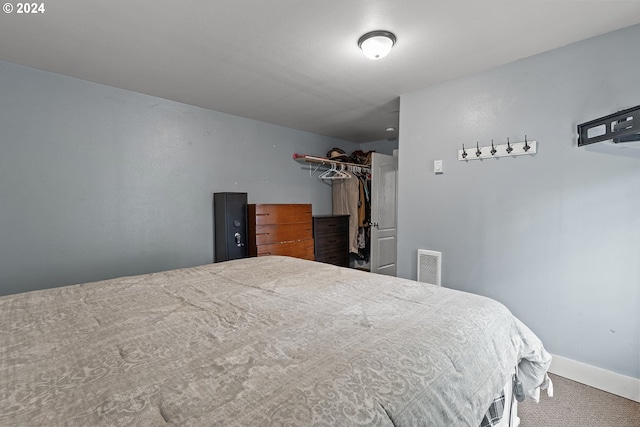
[490,139,497,155]
[462,144,468,159]
[475,141,482,157]
[506,137,513,154]
[523,134,531,152]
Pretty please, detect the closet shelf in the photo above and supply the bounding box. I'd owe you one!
[292,153,371,171]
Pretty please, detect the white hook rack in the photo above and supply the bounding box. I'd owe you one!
[458,139,537,161]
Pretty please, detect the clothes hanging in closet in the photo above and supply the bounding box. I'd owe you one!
[332,171,359,254]
[332,171,371,259]
[358,176,371,262]
[358,178,366,227]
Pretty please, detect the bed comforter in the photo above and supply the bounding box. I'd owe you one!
[0,256,551,426]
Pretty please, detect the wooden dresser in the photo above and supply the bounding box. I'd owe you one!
[313,215,349,267]
[247,204,315,261]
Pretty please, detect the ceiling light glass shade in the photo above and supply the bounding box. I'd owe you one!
[358,31,396,60]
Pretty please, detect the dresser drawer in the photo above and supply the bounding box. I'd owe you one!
[313,215,349,236]
[315,248,349,267]
[251,204,312,225]
[315,235,348,257]
[254,223,313,245]
[256,239,315,259]
[314,234,347,250]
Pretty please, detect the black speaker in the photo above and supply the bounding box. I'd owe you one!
[213,192,248,262]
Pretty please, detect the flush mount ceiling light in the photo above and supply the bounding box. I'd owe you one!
[358,30,396,60]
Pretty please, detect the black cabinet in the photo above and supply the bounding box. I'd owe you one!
[214,192,248,262]
[313,215,349,267]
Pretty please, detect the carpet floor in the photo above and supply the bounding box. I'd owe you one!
[517,373,640,427]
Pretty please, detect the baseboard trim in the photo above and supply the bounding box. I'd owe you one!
[548,354,640,403]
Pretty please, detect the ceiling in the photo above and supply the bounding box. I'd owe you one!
[1,1,639,143]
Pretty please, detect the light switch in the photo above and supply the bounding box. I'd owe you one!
[434,160,443,174]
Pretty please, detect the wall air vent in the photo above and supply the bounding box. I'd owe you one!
[577,105,640,146]
[417,250,441,286]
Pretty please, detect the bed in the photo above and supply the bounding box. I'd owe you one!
[0,256,552,426]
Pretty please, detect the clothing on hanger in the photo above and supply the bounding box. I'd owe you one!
[332,171,359,254]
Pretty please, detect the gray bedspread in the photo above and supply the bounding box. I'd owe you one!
[0,256,551,426]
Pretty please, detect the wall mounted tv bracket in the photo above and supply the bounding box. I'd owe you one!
[577,105,640,146]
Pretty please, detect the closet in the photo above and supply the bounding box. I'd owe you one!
[293,152,398,275]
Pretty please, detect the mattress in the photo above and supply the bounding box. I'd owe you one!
[0,256,551,426]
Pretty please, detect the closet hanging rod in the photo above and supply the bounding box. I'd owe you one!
[292,153,371,171]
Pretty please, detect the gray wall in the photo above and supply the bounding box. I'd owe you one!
[398,24,640,379]
[0,60,343,295]
[359,138,398,155]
